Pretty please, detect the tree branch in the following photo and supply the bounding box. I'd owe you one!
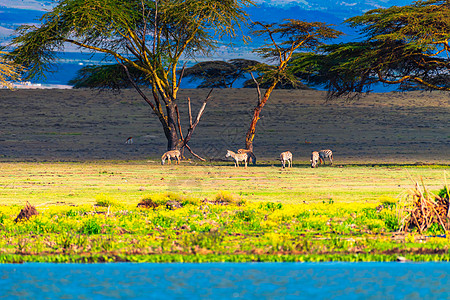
[250,72,261,105]
[175,104,184,142]
[184,144,206,161]
[177,61,187,89]
[188,97,193,126]
[182,88,214,147]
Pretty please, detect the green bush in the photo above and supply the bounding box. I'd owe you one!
[260,202,283,211]
[139,192,200,208]
[95,194,120,208]
[80,218,102,234]
[214,191,245,205]
[438,186,449,200]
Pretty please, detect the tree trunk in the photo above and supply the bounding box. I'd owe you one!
[119,62,180,151]
[245,85,276,150]
[165,101,180,150]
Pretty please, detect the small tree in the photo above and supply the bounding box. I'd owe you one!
[8,0,254,157]
[244,20,342,150]
[297,0,450,98]
[0,51,24,89]
[68,63,147,89]
[182,59,260,88]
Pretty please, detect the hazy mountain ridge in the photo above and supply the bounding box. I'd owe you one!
[1,0,414,87]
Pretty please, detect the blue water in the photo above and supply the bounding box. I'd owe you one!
[1,262,449,299]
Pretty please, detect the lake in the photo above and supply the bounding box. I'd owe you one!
[1,262,448,299]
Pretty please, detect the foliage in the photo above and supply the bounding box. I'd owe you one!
[296,0,450,99]
[249,20,342,90]
[182,59,260,88]
[243,19,342,149]
[214,190,246,205]
[2,189,450,263]
[139,192,201,208]
[8,0,255,151]
[438,186,450,200]
[95,194,121,208]
[68,63,148,89]
[0,51,24,89]
[401,182,450,234]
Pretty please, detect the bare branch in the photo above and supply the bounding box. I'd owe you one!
[177,61,187,89]
[250,72,261,105]
[182,88,214,146]
[175,104,184,142]
[184,144,206,161]
[188,97,193,127]
[117,58,156,112]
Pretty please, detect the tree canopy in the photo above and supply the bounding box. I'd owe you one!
[9,0,254,152]
[293,0,450,98]
[0,51,24,89]
[244,19,342,149]
[68,63,149,89]
[182,59,260,88]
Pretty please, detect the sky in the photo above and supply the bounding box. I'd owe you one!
[0,0,415,87]
[1,0,415,12]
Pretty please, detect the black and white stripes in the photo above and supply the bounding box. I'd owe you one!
[311,149,333,168]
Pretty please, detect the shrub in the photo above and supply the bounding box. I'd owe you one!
[260,202,283,211]
[182,231,224,251]
[379,196,398,209]
[95,194,120,208]
[438,186,449,200]
[214,191,245,206]
[137,197,159,209]
[138,192,200,209]
[80,218,102,234]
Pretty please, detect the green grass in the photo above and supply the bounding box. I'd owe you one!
[0,161,448,263]
[0,161,446,206]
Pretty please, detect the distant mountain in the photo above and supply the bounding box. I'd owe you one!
[0,8,45,42]
[244,4,359,45]
[253,0,413,17]
[0,0,414,87]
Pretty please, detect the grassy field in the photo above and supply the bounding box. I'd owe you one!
[0,161,449,262]
[0,161,447,205]
[0,88,448,262]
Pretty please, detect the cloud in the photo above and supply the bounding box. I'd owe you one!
[0,0,53,11]
[254,0,310,6]
[0,26,14,36]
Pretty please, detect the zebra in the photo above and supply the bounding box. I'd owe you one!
[280,151,293,168]
[225,150,248,168]
[161,150,181,165]
[319,149,333,165]
[311,151,320,168]
[237,149,257,165]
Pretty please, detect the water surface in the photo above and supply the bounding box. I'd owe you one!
[1,262,448,299]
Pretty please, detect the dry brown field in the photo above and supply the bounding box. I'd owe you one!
[0,88,449,164]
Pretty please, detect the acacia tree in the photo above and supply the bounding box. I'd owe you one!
[182,59,260,88]
[8,0,254,156]
[294,0,450,98]
[0,51,24,89]
[68,63,148,89]
[244,20,342,150]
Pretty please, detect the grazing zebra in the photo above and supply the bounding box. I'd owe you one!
[225,150,248,168]
[280,151,293,168]
[161,150,181,165]
[311,151,320,168]
[319,149,333,165]
[237,149,257,165]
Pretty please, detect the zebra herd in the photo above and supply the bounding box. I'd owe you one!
[280,149,333,169]
[161,148,333,168]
